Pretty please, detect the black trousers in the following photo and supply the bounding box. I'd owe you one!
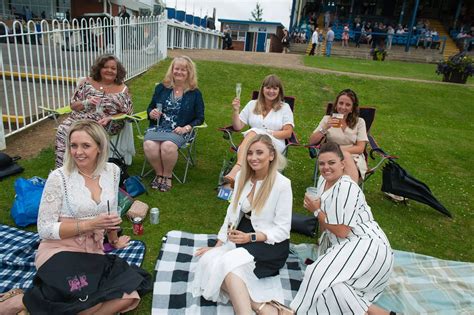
[309,43,316,55]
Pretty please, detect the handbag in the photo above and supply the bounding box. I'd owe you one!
[126,200,149,219]
[291,212,317,237]
[124,175,147,197]
[0,153,24,180]
[117,188,134,216]
[11,176,46,227]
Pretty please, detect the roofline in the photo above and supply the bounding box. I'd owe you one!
[218,18,283,27]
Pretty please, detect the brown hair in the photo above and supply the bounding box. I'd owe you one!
[330,89,360,129]
[90,54,126,84]
[319,142,344,160]
[254,74,285,115]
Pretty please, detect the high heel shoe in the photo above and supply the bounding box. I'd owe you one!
[270,300,295,315]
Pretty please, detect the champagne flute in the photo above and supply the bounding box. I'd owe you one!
[155,103,163,129]
[96,86,105,114]
[235,83,242,99]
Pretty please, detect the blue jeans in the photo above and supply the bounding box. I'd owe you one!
[326,41,333,56]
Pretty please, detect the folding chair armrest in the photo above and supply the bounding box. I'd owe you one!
[192,122,208,130]
[39,105,72,116]
[367,134,397,160]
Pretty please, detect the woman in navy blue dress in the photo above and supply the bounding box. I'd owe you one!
[143,56,204,191]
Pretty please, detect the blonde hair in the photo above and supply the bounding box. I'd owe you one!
[64,120,109,176]
[162,56,198,91]
[232,134,287,214]
[254,74,285,115]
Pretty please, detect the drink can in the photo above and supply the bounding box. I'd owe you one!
[133,217,144,235]
[150,207,160,224]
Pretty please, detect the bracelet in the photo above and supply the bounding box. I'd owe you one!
[76,221,82,235]
[319,127,328,135]
[314,209,322,218]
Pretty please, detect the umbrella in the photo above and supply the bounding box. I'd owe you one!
[381,160,452,218]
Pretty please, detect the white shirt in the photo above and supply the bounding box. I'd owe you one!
[312,30,319,44]
[217,172,292,245]
[239,100,294,153]
[37,163,120,240]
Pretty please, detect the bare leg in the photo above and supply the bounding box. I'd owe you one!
[342,150,360,183]
[367,304,392,315]
[223,273,252,315]
[93,298,136,315]
[143,140,163,176]
[222,273,278,315]
[160,141,179,178]
[224,131,257,182]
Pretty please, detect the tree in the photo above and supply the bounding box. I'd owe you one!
[251,2,263,21]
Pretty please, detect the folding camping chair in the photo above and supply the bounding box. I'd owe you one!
[217,91,300,186]
[308,103,396,188]
[108,111,148,165]
[140,122,208,184]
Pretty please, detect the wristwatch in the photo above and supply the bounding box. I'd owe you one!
[314,209,322,218]
[250,233,257,243]
[319,127,328,135]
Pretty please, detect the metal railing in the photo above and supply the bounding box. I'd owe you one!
[0,14,222,147]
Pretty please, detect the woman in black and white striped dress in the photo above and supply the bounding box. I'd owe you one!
[291,142,395,315]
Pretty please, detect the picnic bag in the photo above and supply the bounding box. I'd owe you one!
[127,200,149,219]
[0,153,24,180]
[11,176,46,227]
[124,175,147,197]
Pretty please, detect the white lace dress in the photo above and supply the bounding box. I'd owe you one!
[36,162,120,268]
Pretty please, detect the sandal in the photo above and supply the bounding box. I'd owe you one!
[270,300,295,315]
[0,288,25,314]
[151,175,163,190]
[160,176,173,192]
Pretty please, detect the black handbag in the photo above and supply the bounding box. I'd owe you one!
[0,153,23,180]
[291,212,318,237]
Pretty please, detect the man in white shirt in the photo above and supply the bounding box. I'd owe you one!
[309,28,318,55]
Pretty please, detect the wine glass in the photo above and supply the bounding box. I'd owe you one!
[155,103,163,128]
[235,83,242,99]
[96,86,105,114]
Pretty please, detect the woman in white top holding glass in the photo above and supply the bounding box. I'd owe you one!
[192,134,293,314]
[309,88,368,182]
[223,74,294,188]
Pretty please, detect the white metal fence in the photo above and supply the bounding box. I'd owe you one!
[0,14,222,148]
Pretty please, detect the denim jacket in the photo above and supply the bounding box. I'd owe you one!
[146,83,205,129]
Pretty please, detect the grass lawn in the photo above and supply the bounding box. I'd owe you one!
[303,55,474,84]
[1,58,473,314]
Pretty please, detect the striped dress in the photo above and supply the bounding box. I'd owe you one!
[290,175,393,314]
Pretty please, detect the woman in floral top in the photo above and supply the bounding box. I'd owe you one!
[55,54,133,168]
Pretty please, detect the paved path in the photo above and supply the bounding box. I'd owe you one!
[169,49,473,86]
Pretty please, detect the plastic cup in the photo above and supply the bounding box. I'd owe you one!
[305,187,320,200]
[332,113,344,128]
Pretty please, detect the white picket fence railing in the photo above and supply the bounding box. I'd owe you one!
[0,14,222,148]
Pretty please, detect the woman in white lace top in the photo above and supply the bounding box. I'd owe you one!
[20,120,152,314]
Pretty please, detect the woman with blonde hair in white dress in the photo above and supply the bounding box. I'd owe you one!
[192,134,293,314]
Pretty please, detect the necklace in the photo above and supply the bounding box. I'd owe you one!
[78,170,99,180]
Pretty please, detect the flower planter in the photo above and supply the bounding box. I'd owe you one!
[442,71,468,84]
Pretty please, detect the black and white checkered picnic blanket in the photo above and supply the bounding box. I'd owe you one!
[0,224,146,292]
[152,230,304,315]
